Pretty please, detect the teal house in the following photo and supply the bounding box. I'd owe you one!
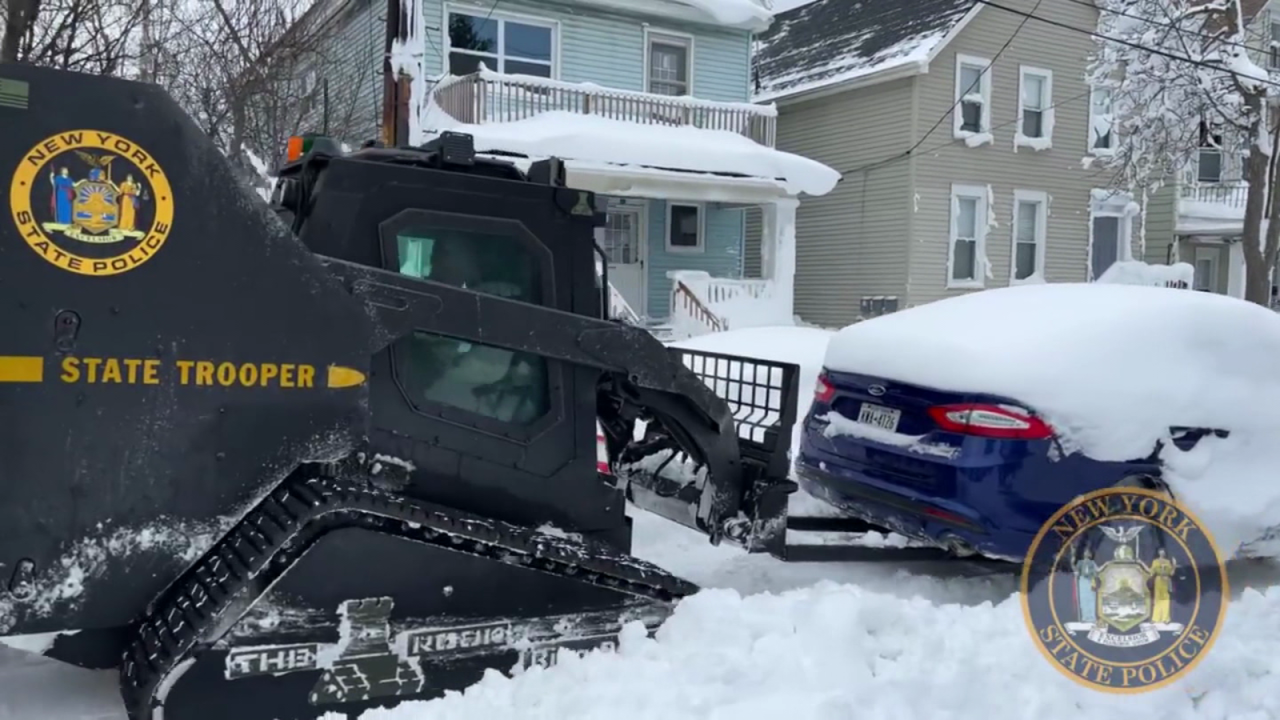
[281,0,837,335]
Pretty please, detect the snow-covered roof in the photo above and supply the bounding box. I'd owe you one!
[421,102,839,197]
[751,0,978,103]
[573,0,775,31]
[823,282,1280,557]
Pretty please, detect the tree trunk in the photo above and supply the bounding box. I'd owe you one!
[1,0,39,63]
[1242,93,1271,305]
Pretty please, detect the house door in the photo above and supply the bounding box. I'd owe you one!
[603,205,646,316]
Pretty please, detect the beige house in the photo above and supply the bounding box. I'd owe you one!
[745,0,1140,328]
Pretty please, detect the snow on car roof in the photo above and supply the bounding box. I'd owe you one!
[824,283,1280,557]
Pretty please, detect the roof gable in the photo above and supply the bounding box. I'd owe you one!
[751,0,979,103]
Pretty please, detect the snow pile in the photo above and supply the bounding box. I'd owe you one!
[1096,259,1194,288]
[359,582,1280,720]
[665,271,791,336]
[823,283,1280,558]
[420,96,837,197]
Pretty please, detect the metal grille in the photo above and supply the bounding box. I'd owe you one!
[668,347,798,465]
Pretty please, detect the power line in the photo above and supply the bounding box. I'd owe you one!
[1055,0,1257,53]
[886,0,1047,172]
[975,0,1280,91]
[839,86,1095,175]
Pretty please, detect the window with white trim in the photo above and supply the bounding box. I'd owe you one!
[953,54,991,140]
[1198,121,1223,183]
[1011,190,1047,282]
[1016,66,1053,147]
[647,32,692,96]
[1270,21,1280,70]
[447,10,555,78]
[667,203,702,252]
[1088,86,1114,154]
[948,184,987,288]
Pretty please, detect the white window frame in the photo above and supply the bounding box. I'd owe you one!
[947,184,988,289]
[1015,65,1053,149]
[953,53,992,142]
[442,3,560,78]
[1197,120,1224,183]
[1088,85,1115,156]
[1010,190,1048,283]
[1270,21,1280,70]
[1194,247,1219,292]
[665,202,705,253]
[644,27,695,97]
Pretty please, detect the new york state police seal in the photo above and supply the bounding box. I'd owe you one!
[1020,487,1228,693]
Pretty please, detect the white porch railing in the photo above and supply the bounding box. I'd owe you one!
[665,271,788,339]
[432,69,778,147]
[1096,260,1194,289]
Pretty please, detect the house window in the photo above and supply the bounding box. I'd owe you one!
[1194,248,1218,292]
[667,203,702,251]
[1011,190,1047,282]
[953,54,991,139]
[647,32,691,96]
[1198,121,1223,183]
[1017,66,1053,145]
[1089,86,1114,154]
[393,229,549,425]
[1270,21,1280,70]
[447,10,555,78]
[948,184,987,288]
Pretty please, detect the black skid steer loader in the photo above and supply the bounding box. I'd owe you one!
[0,63,897,720]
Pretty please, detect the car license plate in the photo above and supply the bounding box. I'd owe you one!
[857,403,901,432]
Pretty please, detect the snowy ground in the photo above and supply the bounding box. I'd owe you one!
[8,322,1280,718]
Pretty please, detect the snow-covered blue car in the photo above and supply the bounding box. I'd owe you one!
[794,282,1270,564]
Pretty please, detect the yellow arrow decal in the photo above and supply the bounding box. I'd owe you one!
[0,355,43,382]
[326,365,367,389]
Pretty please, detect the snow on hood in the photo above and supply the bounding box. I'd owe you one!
[422,109,839,197]
[823,283,1280,557]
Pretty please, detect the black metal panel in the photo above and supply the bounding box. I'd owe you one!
[290,151,628,542]
[0,63,377,634]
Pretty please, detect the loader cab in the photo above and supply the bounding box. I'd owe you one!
[270,132,632,549]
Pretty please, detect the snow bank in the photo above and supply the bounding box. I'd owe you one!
[421,104,838,197]
[823,283,1280,557]
[1096,260,1194,288]
[360,582,1280,720]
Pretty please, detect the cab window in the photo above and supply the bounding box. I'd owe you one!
[393,227,549,426]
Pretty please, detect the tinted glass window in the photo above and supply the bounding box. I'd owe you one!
[394,226,549,425]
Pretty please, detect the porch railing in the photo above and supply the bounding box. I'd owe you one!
[432,69,777,147]
[1180,182,1249,208]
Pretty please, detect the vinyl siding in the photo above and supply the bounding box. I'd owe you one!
[285,0,387,155]
[431,0,752,102]
[766,78,916,328]
[909,0,1104,304]
[1141,184,1179,264]
[743,206,762,277]
[646,200,745,318]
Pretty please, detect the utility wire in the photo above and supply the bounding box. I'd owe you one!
[840,86,1095,175]
[975,0,1280,91]
[875,0,1047,175]
[1055,0,1258,53]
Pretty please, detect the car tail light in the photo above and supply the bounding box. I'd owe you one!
[927,403,1052,440]
[596,432,611,475]
[814,372,835,404]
